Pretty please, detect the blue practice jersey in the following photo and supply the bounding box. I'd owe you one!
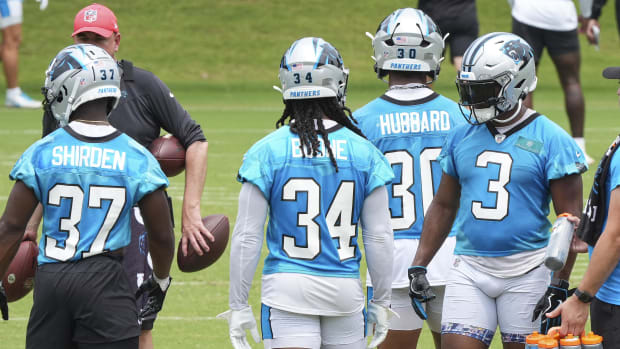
[440,113,587,256]
[237,123,394,278]
[10,126,169,265]
[592,147,620,304]
[354,92,465,239]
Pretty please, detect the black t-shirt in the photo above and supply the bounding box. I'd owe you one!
[418,0,476,21]
[42,60,206,149]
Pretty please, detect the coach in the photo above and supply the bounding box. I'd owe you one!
[35,4,211,349]
[547,65,620,348]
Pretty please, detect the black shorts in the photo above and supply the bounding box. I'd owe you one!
[123,195,174,331]
[591,297,620,348]
[26,255,140,349]
[512,18,579,63]
[434,13,479,61]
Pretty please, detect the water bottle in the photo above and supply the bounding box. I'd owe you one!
[593,25,600,51]
[526,331,546,348]
[559,334,581,349]
[544,214,574,271]
[582,332,604,348]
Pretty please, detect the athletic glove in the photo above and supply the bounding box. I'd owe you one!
[216,307,261,349]
[408,266,435,320]
[135,274,171,321]
[531,278,570,334]
[0,281,8,320]
[36,0,48,11]
[366,301,398,348]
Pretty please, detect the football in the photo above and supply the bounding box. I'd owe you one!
[148,134,186,177]
[2,240,38,302]
[177,215,230,272]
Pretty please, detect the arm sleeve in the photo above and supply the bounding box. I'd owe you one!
[580,0,594,17]
[146,74,206,149]
[360,186,394,307]
[229,182,268,310]
[590,0,607,19]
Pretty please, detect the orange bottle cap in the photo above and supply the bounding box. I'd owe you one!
[560,334,581,345]
[526,331,546,344]
[538,338,559,348]
[558,213,572,217]
[581,332,603,344]
[546,327,561,340]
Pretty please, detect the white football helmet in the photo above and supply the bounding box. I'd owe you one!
[278,37,349,105]
[371,8,445,81]
[43,44,121,126]
[456,32,537,124]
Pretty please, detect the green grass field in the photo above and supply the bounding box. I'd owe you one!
[1,0,620,348]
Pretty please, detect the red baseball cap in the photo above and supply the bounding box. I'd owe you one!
[72,3,119,38]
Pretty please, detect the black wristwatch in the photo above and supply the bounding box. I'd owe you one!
[574,288,594,303]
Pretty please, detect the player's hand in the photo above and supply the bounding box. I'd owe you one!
[408,266,435,320]
[36,0,48,11]
[584,19,601,45]
[366,301,397,348]
[0,281,8,320]
[545,294,589,337]
[135,275,171,321]
[181,206,214,257]
[217,307,261,349]
[532,279,570,334]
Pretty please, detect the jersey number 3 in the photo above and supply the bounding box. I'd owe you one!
[46,184,126,261]
[281,178,356,261]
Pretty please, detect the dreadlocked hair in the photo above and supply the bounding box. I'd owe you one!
[276,97,365,172]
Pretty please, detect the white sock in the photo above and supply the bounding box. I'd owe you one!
[6,87,21,98]
[574,137,586,153]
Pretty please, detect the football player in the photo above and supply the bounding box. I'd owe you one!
[409,32,587,348]
[354,8,464,349]
[31,5,210,348]
[0,44,174,349]
[218,37,395,349]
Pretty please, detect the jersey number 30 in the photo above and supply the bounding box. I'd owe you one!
[281,178,356,261]
[46,184,126,261]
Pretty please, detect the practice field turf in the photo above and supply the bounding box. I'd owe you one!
[1,0,620,348]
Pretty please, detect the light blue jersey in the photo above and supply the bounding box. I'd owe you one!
[592,147,620,304]
[440,113,587,256]
[237,124,394,278]
[354,92,465,239]
[10,126,169,265]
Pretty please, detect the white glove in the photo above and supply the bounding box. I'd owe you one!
[36,0,48,10]
[366,301,398,349]
[216,307,261,349]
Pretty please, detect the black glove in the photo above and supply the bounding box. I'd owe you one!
[135,275,172,321]
[532,278,571,334]
[0,281,8,320]
[408,266,436,320]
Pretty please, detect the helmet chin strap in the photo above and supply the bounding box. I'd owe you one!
[493,99,522,125]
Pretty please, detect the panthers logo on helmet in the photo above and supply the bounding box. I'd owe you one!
[501,39,532,66]
[48,52,85,82]
[316,40,343,68]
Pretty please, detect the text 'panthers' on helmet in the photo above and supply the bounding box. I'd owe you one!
[456,32,537,124]
[43,44,121,126]
[371,8,445,81]
[278,37,349,105]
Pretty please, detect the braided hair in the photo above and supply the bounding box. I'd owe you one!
[276,97,365,172]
